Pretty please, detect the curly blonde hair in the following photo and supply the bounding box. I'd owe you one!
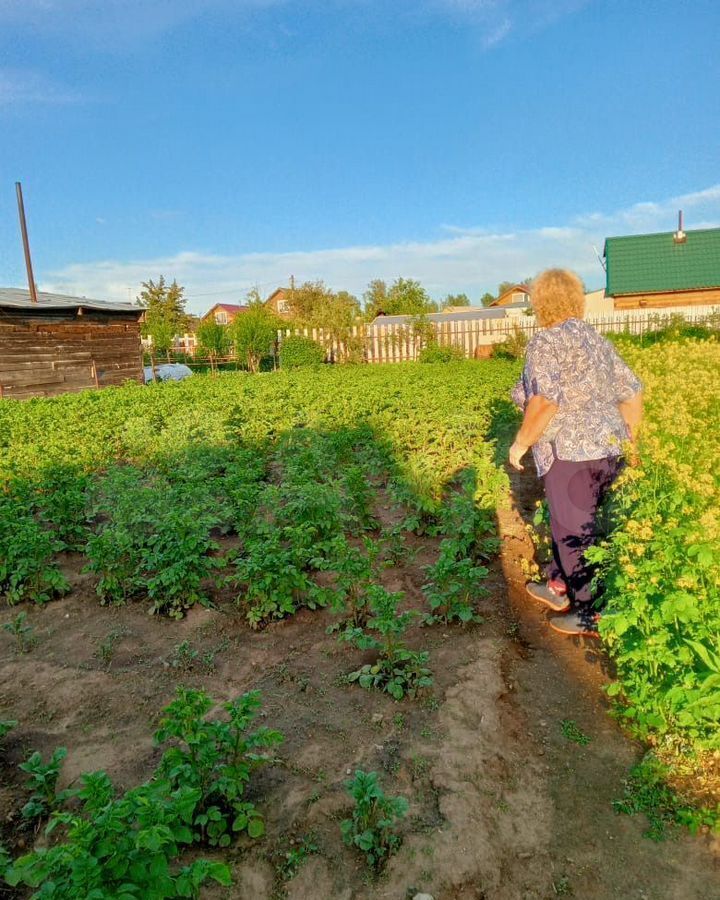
[530,269,585,327]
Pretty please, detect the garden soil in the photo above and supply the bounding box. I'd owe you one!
[1,468,719,900]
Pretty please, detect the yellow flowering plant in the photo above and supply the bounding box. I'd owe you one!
[589,338,720,750]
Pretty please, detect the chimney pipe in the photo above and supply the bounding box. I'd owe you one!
[15,181,39,303]
[673,209,686,244]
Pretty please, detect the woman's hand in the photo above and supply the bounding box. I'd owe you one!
[508,441,529,471]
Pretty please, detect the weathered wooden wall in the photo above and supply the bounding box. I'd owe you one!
[613,287,720,310]
[0,315,143,400]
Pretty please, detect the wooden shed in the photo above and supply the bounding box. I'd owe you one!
[0,288,144,400]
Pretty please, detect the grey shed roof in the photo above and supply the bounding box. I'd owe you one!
[371,307,511,328]
[0,287,140,315]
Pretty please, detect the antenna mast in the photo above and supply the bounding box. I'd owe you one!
[15,181,38,303]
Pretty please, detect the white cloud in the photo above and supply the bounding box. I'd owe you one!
[0,69,83,106]
[41,184,720,314]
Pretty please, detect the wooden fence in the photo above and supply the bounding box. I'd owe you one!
[278,305,720,364]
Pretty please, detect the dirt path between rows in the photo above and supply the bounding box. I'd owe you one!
[1,469,719,900]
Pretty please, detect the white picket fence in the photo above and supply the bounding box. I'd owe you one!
[279,304,720,364]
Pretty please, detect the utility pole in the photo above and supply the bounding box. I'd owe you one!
[15,182,38,303]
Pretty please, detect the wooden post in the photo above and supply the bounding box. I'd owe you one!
[91,359,100,389]
[16,182,38,304]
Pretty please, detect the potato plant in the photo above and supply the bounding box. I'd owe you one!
[3,689,281,897]
[341,770,408,869]
[343,585,433,700]
[154,688,283,845]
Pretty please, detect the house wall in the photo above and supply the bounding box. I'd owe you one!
[613,287,720,310]
[585,291,614,316]
[266,290,294,319]
[0,312,143,399]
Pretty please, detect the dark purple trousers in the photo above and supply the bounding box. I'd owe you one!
[542,457,622,606]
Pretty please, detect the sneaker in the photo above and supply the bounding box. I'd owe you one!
[547,607,601,638]
[525,581,571,613]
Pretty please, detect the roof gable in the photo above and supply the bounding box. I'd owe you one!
[491,285,531,307]
[202,303,248,318]
[604,227,720,296]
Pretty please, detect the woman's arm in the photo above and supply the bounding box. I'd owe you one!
[511,377,526,410]
[619,390,643,444]
[509,394,559,471]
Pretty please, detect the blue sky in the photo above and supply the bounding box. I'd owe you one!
[1,0,719,313]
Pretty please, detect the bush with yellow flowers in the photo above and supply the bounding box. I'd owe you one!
[589,337,720,751]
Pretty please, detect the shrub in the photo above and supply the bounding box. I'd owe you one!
[232,305,280,373]
[279,335,325,368]
[491,323,529,360]
[417,343,465,363]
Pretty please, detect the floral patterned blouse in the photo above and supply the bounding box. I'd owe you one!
[511,318,642,477]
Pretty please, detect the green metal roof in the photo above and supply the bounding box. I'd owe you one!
[604,227,720,296]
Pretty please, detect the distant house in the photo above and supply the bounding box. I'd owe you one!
[604,224,720,310]
[265,288,294,320]
[201,303,248,325]
[0,288,143,400]
[490,284,531,308]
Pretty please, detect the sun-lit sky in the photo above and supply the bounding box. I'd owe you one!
[1,0,719,313]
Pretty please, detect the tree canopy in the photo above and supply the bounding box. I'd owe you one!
[364,278,438,319]
[196,319,231,372]
[136,277,188,356]
[441,292,471,309]
[287,280,360,334]
[232,305,280,372]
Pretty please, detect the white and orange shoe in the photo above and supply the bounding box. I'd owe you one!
[548,607,601,638]
[525,580,570,613]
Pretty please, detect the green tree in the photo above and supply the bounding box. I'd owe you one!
[441,292,471,309]
[232,305,280,373]
[363,280,389,320]
[137,277,188,360]
[387,278,437,316]
[245,285,264,306]
[480,292,496,308]
[366,278,437,318]
[289,281,360,328]
[196,320,231,374]
[287,281,362,361]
